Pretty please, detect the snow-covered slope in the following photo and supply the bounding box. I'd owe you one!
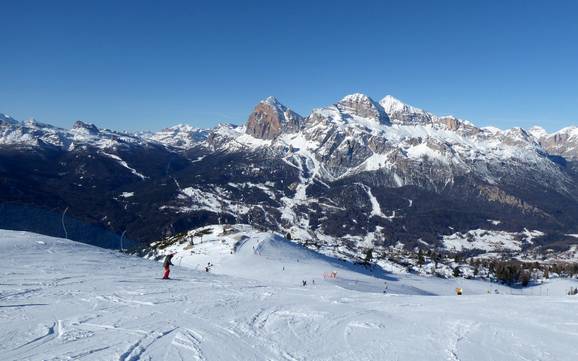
[2,230,578,361]
[146,224,433,294]
[146,224,563,294]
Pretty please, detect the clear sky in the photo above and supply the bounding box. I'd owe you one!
[1,0,577,132]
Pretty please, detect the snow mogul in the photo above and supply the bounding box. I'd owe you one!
[162,254,175,279]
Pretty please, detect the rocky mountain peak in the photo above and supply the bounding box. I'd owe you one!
[340,93,373,103]
[262,96,283,108]
[380,95,410,113]
[534,126,578,160]
[245,97,303,140]
[72,120,100,135]
[336,93,390,124]
[379,95,432,124]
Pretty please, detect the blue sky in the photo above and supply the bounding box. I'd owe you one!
[1,0,577,132]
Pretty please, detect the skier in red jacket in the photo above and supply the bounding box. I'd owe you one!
[162,254,175,279]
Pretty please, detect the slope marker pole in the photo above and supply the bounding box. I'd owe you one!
[120,230,127,252]
[61,207,69,239]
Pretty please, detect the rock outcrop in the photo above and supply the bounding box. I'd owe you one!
[245,97,302,139]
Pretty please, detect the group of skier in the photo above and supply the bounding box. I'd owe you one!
[162,255,329,287]
[302,279,316,286]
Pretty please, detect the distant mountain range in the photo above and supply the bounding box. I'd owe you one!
[1,94,578,260]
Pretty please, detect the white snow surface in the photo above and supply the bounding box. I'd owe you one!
[99,151,148,179]
[379,95,428,118]
[443,229,526,252]
[356,183,385,218]
[2,229,578,361]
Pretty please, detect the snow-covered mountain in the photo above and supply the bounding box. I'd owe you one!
[380,94,433,124]
[0,114,212,152]
[530,125,578,161]
[0,115,156,150]
[1,95,578,263]
[205,94,562,186]
[145,124,210,149]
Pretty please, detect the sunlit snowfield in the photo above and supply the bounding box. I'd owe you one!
[1,230,578,361]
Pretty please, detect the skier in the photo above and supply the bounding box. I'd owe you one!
[302,280,307,286]
[162,254,175,279]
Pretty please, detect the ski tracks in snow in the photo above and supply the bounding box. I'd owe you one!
[115,327,177,361]
[446,320,477,361]
[171,328,206,360]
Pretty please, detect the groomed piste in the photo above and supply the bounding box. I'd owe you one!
[1,229,578,361]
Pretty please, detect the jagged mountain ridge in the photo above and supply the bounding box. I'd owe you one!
[1,94,578,259]
[205,94,568,190]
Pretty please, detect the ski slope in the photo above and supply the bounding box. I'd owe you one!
[149,225,567,296]
[2,229,578,361]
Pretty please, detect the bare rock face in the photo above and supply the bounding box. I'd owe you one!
[438,116,461,131]
[532,127,578,160]
[245,97,302,140]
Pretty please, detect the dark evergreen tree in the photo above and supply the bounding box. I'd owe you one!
[519,271,530,287]
[417,249,425,266]
[453,266,461,278]
[364,248,373,264]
